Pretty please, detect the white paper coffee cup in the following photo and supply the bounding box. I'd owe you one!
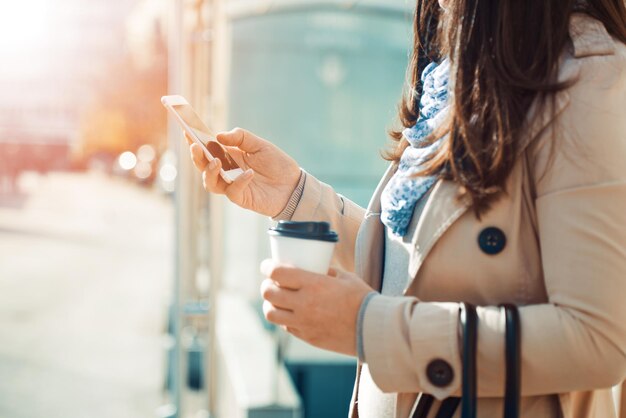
[268,221,338,274]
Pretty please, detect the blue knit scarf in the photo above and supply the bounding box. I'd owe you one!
[381,59,451,236]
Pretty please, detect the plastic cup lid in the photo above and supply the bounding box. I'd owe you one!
[268,221,338,242]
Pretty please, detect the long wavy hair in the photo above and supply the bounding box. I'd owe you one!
[387,0,626,214]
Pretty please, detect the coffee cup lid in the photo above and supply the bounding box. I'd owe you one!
[268,221,338,242]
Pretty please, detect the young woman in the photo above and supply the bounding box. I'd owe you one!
[188,0,626,416]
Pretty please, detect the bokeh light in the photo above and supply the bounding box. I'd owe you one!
[159,164,177,183]
[137,144,156,162]
[134,160,152,179]
[118,151,138,170]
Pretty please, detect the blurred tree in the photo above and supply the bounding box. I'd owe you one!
[78,29,167,162]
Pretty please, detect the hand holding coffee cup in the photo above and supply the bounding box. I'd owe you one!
[268,221,338,274]
[266,221,338,402]
[262,221,373,358]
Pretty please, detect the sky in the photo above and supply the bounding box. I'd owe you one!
[0,0,139,82]
[0,0,53,79]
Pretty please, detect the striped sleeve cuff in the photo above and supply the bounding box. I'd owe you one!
[356,291,380,362]
[272,170,306,221]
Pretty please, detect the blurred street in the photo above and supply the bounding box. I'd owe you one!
[0,172,173,418]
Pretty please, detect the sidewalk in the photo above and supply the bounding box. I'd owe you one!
[0,172,173,418]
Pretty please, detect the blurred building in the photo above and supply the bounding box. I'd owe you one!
[0,0,139,176]
[126,0,169,71]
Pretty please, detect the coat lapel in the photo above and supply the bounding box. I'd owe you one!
[405,178,471,284]
[355,164,396,291]
[404,86,572,289]
[354,74,573,293]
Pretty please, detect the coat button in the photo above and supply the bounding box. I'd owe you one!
[478,227,506,255]
[426,359,454,387]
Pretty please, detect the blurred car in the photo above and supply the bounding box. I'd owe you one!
[112,145,176,192]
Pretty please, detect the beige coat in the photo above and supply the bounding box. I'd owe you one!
[288,13,626,418]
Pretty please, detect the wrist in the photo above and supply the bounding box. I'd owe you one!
[272,169,306,220]
[356,291,379,362]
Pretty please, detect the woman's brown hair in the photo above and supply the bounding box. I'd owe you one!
[388,0,626,213]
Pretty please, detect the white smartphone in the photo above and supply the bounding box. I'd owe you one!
[161,95,244,183]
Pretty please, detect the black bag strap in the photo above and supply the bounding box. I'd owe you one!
[459,302,478,418]
[411,303,477,418]
[502,304,521,418]
[411,393,434,418]
[412,303,522,418]
[434,397,461,418]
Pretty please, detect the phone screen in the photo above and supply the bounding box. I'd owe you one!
[172,104,240,171]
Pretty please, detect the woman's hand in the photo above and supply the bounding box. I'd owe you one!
[259,259,375,357]
[188,128,301,217]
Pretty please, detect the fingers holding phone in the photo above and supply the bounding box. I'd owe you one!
[192,143,254,197]
[191,144,233,195]
[189,136,248,176]
[222,168,255,204]
[201,157,227,194]
[189,142,208,171]
[163,95,301,216]
[162,95,244,184]
[216,127,268,154]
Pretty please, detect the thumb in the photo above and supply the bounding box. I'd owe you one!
[216,127,267,153]
[225,168,255,201]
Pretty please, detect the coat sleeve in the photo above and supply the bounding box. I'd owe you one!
[361,49,626,399]
[286,171,365,273]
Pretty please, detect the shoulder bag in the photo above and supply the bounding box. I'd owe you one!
[412,303,521,418]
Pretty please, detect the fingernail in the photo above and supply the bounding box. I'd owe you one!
[209,159,217,169]
[244,169,254,178]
